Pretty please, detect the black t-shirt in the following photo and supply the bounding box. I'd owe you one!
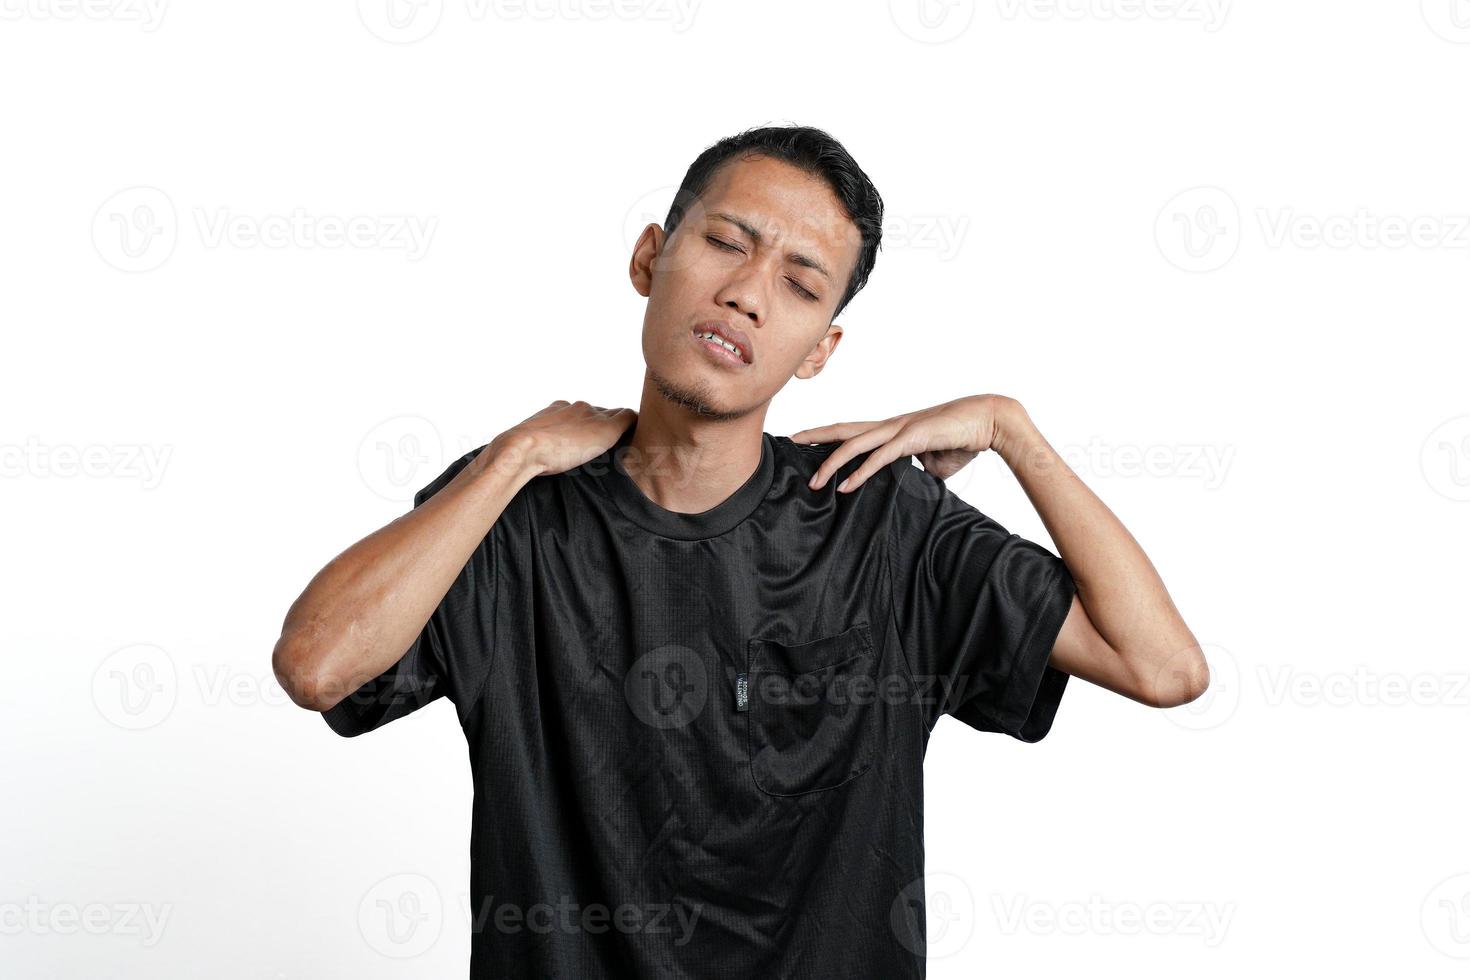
[324,424,1077,979]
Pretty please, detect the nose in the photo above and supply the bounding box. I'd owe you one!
[716,281,762,326]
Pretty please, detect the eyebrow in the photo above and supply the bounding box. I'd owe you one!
[707,210,832,281]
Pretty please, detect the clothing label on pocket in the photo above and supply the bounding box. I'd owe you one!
[736,673,749,712]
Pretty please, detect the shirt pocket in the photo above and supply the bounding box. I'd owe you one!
[742,622,878,797]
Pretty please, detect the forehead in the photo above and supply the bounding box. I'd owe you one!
[696,154,862,275]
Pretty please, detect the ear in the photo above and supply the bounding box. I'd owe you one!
[628,223,665,297]
[794,323,844,380]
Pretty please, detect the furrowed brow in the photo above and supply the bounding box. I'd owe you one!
[708,210,832,281]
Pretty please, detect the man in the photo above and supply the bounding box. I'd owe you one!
[273,125,1207,979]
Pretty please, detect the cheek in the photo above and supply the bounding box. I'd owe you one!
[657,234,713,284]
[760,340,812,379]
[648,259,700,313]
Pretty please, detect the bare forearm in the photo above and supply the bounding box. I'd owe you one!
[991,399,1199,681]
[272,437,535,711]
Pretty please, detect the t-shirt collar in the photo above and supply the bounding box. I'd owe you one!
[585,424,776,540]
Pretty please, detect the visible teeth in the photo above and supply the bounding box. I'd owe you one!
[699,331,741,359]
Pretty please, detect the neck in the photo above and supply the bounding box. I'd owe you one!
[622,381,768,515]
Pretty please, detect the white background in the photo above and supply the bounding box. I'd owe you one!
[4,0,1469,976]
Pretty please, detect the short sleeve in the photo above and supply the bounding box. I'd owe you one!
[886,459,1077,741]
[323,446,497,737]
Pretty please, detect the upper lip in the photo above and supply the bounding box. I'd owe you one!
[693,320,753,364]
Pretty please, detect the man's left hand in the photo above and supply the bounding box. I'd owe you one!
[791,394,1022,493]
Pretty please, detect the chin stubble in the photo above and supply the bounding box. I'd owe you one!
[648,369,748,423]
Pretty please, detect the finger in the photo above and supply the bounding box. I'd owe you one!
[809,421,904,490]
[789,421,882,445]
[837,439,910,494]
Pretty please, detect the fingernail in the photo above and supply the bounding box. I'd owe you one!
[837,479,849,492]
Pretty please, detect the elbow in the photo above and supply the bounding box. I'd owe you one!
[1155,662,1211,708]
[272,633,348,713]
[1140,639,1211,708]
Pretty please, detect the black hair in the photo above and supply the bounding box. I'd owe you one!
[662,125,884,319]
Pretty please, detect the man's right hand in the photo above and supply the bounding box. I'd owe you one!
[271,399,636,714]
[484,400,637,480]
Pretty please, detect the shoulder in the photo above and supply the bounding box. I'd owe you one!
[770,433,921,497]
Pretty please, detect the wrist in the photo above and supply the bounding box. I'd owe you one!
[989,397,1044,468]
[474,431,544,486]
[987,393,1034,455]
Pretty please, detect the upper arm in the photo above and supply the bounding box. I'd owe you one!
[321,447,500,737]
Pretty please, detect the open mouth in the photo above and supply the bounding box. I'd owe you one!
[691,327,750,367]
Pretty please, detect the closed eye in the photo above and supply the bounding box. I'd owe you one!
[706,235,743,254]
[707,236,820,302]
